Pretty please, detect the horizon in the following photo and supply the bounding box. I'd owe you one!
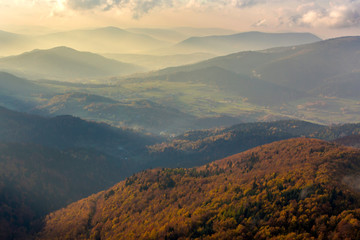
[1,0,360,38]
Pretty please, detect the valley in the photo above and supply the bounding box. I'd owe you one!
[0,15,360,239]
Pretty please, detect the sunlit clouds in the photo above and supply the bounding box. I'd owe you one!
[290,1,360,28]
[1,0,360,37]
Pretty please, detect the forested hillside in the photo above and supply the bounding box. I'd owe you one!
[147,120,360,168]
[38,138,360,239]
[0,143,128,239]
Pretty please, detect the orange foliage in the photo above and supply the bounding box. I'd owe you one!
[38,138,360,240]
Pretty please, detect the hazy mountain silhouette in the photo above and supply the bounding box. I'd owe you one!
[157,36,360,93]
[0,30,35,56]
[126,27,236,43]
[102,52,215,70]
[172,31,321,54]
[38,26,171,54]
[0,46,145,80]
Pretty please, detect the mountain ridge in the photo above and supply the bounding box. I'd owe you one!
[173,31,322,55]
[38,138,360,239]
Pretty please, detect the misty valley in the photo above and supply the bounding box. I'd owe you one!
[0,26,360,239]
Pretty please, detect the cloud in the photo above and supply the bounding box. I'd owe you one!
[58,0,265,18]
[66,0,126,11]
[252,18,267,27]
[234,0,263,8]
[289,1,360,28]
[131,0,174,19]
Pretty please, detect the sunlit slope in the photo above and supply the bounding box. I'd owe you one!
[39,138,360,239]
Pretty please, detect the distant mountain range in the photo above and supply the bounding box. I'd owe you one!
[158,36,360,92]
[37,27,171,54]
[0,27,322,60]
[0,46,145,80]
[170,32,321,54]
[126,27,236,43]
[125,36,360,124]
[0,30,35,56]
[38,138,360,239]
[1,35,360,132]
[102,52,216,70]
[0,72,244,134]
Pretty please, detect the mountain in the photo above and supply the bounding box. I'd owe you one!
[126,28,188,42]
[102,52,215,70]
[38,138,360,239]
[126,27,236,43]
[146,120,360,168]
[174,27,236,37]
[0,143,128,240]
[0,72,52,111]
[35,92,199,134]
[0,72,46,95]
[310,71,360,99]
[0,105,159,158]
[38,26,171,54]
[0,106,162,238]
[0,30,24,45]
[172,31,321,54]
[123,36,360,124]
[0,30,35,56]
[333,135,360,148]
[144,66,306,106]
[0,46,145,80]
[159,36,360,92]
[35,92,248,134]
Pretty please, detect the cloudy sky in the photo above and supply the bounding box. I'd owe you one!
[1,0,360,38]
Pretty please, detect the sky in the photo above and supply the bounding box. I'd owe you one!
[1,0,360,38]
